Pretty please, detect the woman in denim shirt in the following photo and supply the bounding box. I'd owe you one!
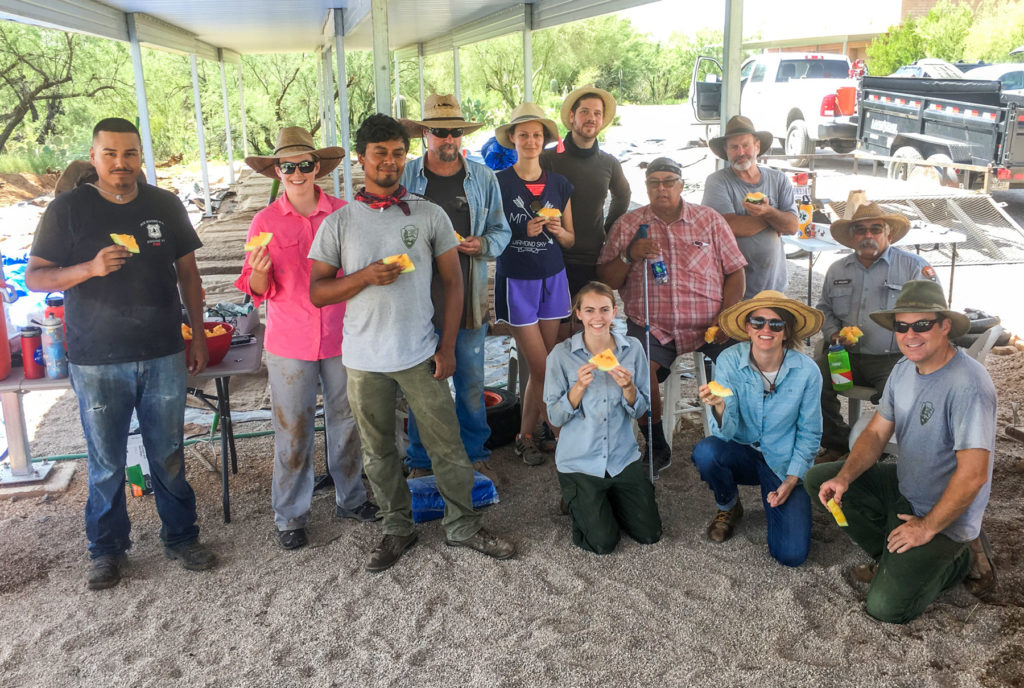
[544,281,661,554]
[692,290,823,566]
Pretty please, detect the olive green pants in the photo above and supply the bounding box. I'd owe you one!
[347,359,481,541]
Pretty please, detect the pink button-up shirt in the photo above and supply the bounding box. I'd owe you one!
[598,202,747,353]
[234,190,346,361]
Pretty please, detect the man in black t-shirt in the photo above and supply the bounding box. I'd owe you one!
[26,118,216,590]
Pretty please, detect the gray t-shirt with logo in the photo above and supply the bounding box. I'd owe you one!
[309,196,458,373]
[701,165,797,298]
[879,349,996,542]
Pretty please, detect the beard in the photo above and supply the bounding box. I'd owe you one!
[730,157,754,172]
[437,144,459,163]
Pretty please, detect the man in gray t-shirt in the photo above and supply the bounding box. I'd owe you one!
[703,116,798,298]
[805,281,997,624]
[309,114,516,573]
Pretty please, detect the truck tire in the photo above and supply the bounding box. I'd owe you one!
[831,140,857,154]
[923,153,960,188]
[484,387,520,449]
[888,146,922,181]
[785,120,814,167]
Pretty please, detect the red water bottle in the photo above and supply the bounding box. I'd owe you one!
[20,325,44,379]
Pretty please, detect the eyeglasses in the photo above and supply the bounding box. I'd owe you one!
[851,224,886,236]
[747,316,786,332]
[278,160,317,174]
[429,128,463,139]
[892,318,941,333]
[645,177,681,189]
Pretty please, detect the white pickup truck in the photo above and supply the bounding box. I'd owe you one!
[690,52,859,165]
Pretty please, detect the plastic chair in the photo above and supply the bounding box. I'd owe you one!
[663,352,713,447]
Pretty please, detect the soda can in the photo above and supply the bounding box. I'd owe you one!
[41,315,68,379]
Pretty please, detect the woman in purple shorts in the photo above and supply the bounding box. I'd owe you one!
[494,103,575,466]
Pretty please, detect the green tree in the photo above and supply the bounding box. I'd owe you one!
[917,0,974,62]
[964,0,1024,62]
[866,17,925,75]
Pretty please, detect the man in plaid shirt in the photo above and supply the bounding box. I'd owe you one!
[597,157,746,473]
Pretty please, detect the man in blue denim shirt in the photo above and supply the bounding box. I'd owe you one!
[401,95,512,478]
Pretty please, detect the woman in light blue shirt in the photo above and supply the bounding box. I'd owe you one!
[693,290,823,566]
[544,281,661,554]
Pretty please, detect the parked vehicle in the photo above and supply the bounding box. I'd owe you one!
[857,75,1024,189]
[889,58,965,79]
[962,64,1024,96]
[690,52,859,166]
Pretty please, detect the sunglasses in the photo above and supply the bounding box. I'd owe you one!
[747,316,786,332]
[278,160,317,174]
[429,128,463,139]
[892,318,941,333]
[645,177,681,189]
[851,224,886,235]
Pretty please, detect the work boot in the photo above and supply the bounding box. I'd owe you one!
[87,555,125,590]
[706,500,744,543]
[407,467,433,479]
[278,528,308,550]
[365,532,418,572]
[964,530,997,596]
[445,527,516,560]
[335,500,382,522]
[163,540,217,571]
[850,562,878,584]
[473,460,499,486]
[815,447,847,465]
[515,434,545,466]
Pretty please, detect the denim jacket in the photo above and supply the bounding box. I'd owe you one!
[402,155,512,330]
[712,341,823,481]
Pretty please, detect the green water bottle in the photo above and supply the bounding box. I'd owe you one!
[828,343,853,391]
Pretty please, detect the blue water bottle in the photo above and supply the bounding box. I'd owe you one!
[638,224,669,284]
[41,315,68,379]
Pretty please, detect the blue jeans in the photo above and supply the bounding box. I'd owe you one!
[405,325,491,469]
[70,351,199,559]
[691,436,811,567]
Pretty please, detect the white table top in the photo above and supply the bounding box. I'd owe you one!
[782,222,967,253]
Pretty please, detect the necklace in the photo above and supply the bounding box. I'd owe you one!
[749,349,786,396]
[87,182,138,203]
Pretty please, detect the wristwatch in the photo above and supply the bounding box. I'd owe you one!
[620,248,632,264]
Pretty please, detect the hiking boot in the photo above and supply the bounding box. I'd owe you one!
[163,540,217,571]
[537,423,558,453]
[850,562,878,584]
[278,528,308,550]
[515,434,545,466]
[964,530,997,596]
[87,555,125,590]
[335,500,382,522]
[365,532,418,572]
[445,527,516,560]
[815,448,847,465]
[407,467,433,479]
[706,501,744,543]
[473,460,498,485]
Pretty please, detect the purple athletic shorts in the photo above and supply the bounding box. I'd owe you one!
[495,270,571,326]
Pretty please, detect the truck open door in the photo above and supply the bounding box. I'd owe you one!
[691,56,723,123]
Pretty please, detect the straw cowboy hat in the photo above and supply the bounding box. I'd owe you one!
[718,290,824,341]
[559,84,616,131]
[495,103,560,149]
[869,280,970,338]
[709,115,774,160]
[401,93,484,136]
[829,202,911,248]
[244,126,345,179]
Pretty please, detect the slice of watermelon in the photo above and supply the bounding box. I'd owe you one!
[244,232,274,252]
[110,233,140,253]
[382,253,415,273]
[588,348,619,372]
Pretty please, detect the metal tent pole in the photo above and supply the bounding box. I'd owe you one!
[218,50,235,185]
[190,53,213,217]
[334,10,354,201]
[126,13,157,186]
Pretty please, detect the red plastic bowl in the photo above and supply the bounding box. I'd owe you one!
[185,322,234,367]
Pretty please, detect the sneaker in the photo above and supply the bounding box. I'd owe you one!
[444,527,516,560]
[964,530,997,596]
[407,467,433,479]
[515,434,545,466]
[278,528,307,550]
[87,555,125,590]
[335,500,382,522]
[706,501,744,543]
[163,540,217,571]
[850,562,878,584]
[365,532,418,572]
[537,423,557,453]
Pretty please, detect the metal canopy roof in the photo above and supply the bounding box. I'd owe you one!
[0,0,656,57]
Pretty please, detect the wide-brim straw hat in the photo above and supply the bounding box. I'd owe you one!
[718,290,824,341]
[869,279,970,338]
[830,202,911,248]
[495,103,560,149]
[559,84,616,131]
[709,115,774,160]
[401,93,484,137]
[244,126,344,179]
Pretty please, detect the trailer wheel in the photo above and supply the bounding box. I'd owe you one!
[888,146,922,181]
[920,153,960,188]
[785,119,814,167]
[831,140,857,154]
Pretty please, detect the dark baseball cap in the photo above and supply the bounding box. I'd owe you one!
[646,157,682,177]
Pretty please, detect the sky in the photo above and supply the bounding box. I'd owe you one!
[617,0,904,42]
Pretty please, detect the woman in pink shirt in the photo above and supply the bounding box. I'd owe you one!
[236,127,379,551]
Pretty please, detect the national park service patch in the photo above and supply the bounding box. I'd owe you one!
[920,401,935,425]
[402,225,418,249]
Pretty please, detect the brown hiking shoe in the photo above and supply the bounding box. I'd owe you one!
[850,562,878,584]
[515,434,545,466]
[407,467,433,479]
[964,530,997,596]
[706,501,744,543]
[365,532,418,572]
[445,527,516,560]
[815,448,847,465]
